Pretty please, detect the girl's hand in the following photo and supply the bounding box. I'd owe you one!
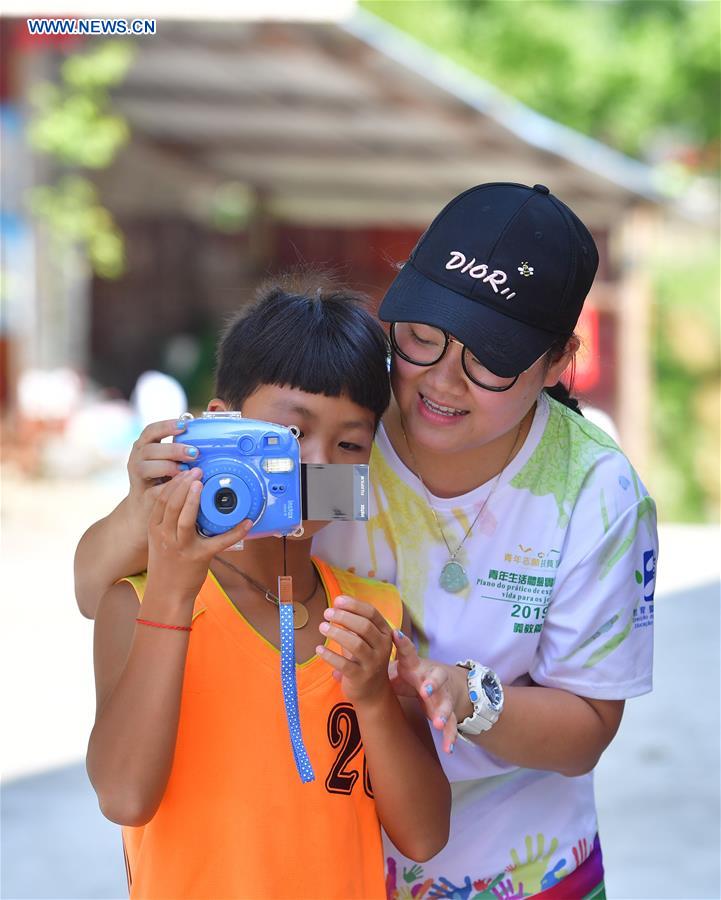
[316,595,393,705]
[125,419,200,550]
[147,469,252,605]
[390,631,460,753]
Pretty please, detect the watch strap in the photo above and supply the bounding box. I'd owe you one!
[455,659,504,738]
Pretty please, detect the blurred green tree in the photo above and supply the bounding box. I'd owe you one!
[363,0,720,521]
[361,0,720,170]
[27,41,134,278]
[651,246,720,521]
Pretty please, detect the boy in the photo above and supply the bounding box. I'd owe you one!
[85,277,450,899]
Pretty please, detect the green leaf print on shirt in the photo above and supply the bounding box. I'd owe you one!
[582,600,639,668]
[367,442,475,640]
[510,399,619,528]
[597,495,655,580]
[559,613,621,661]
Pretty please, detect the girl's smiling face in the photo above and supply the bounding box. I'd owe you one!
[390,332,577,459]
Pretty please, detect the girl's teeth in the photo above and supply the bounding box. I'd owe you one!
[422,396,466,416]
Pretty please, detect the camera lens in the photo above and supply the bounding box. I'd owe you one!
[214,487,237,515]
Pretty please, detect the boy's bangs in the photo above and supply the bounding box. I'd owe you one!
[215,282,391,423]
[262,326,387,416]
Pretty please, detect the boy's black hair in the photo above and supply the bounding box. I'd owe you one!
[215,273,391,425]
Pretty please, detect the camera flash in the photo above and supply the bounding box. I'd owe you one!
[263,458,294,474]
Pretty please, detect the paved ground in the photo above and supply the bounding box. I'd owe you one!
[1,465,719,900]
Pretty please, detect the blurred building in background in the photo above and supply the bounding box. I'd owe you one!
[0,4,717,481]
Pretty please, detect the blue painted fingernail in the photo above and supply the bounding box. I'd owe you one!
[396,629,405,640]
[424,684,433,696]
[186,447,198,458]
[449,742,455,754]
[439,716,448,726]
[176,420,186,430]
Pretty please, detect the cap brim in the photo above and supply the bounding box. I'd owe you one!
[379,263,559,378]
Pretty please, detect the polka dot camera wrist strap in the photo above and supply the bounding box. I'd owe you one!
[278,575,315,783]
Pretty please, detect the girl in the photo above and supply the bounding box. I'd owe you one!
[314,182,657,900]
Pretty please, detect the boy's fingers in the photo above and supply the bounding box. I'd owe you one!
[176,480,203,538]
[332,594,371,614]
[333,595,389,632]
[160,471,195,530]
[204,519,254,554]
[323,607,388,644]
[148,481,172,503]
[136,460,186,482]
[149,473,184,526]
[149,496,166,527]
[315,644,358,674]
[318,623,365,660]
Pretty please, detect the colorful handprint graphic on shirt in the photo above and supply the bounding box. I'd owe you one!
[508,834,560,896]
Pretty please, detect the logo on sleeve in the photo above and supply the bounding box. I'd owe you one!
[642,549,656,602]
[633,549,656,629]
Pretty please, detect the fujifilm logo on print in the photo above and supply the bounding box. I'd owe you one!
[445,251,517,300]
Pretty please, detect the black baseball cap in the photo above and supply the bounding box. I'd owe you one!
[379,182,599,378]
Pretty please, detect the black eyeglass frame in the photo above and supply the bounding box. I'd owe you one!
[389,321,524,392]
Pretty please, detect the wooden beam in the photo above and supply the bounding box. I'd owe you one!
[616,203,658,475]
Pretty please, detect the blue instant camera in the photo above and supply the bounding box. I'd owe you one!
[176,412,302,538]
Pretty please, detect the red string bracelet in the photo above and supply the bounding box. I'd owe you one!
[136,617,192,632]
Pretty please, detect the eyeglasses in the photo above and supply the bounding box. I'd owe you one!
[390,321,532,392]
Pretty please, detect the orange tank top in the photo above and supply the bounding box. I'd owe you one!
[120,558,402,900]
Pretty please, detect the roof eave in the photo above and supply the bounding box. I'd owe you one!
[341,7,667,205]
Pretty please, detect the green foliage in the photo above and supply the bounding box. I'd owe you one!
[207,182,257,233]
[62,40,135,91]
[361,0,720,167]
[362,0,721,523]
[29,84,129,168]
[650,247,720,522]
[19,5,718,522]
[29,176,125,279]
[27,41,134,278]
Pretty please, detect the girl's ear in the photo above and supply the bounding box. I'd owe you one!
[542,336,580,389]
[207,397,229,412]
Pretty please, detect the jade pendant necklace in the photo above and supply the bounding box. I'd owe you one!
[401,419,525,594]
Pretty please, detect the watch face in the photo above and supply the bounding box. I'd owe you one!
[481,673,502,709]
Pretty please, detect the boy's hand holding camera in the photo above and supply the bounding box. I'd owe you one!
[75,419,199,618]
[317,596,394,706]
[146,469,252,610]
[124,419,198,552]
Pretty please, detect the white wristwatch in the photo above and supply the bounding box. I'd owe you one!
[455,660,504,739]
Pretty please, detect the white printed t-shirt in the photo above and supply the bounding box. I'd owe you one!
[313,393,657,898]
